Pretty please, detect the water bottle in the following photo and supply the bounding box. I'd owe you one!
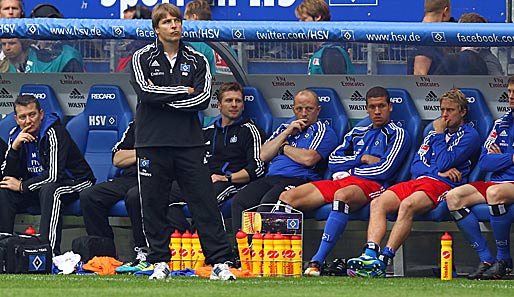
[440,232,453,280]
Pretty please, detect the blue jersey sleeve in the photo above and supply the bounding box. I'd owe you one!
[328,127,362,173]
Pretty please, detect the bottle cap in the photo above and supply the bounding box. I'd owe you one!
[25,226,36,235]
[182,230,192,238]
[252,232,263,240]
[441,232,452,240]
[236,230,248,239]
[192,231,199,239]
[171,229,182,238]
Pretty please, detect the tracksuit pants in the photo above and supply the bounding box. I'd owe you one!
[137,146,232,265]
[0,179,93,255]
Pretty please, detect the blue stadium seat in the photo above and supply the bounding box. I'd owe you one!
[0,84,64,143]
[242,86,273,137]
[66,85,133,184]
[307,87,350,142]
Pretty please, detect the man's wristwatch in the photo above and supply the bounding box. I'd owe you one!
[279,143,287,155]
[225,174,232,183]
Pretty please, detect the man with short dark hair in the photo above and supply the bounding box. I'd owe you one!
[0,95,95,255]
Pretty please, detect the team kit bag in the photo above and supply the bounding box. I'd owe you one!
[0,233,53,274]
[71,235,117,263]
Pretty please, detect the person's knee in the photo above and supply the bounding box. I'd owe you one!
[279,190,294,204]
[125,187,140,208]
[485,185,507,204]
[445,188,461,210]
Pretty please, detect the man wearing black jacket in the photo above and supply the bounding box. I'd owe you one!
[171,82,265,207]
[130,3,235,280]
[0,94,95,255]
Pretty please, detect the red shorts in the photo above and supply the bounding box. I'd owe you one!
[469,181,514,203]
[387,177,451,207]
[311,176,384,203]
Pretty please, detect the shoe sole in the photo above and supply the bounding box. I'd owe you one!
[303,268,321,277]
[347,259,381,271]
[210,275,236,280]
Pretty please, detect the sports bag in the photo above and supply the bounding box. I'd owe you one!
[71,235,116,263]
[0,233,52,274]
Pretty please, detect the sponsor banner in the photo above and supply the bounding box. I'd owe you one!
[23,1,505,23]
[2,18,514,46]
[0,73,510,122]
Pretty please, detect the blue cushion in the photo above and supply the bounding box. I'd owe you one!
[243,86,273,137]
[66,85,133,184]
[307,87,350,142]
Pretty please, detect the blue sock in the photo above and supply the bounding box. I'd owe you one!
[364,241,380,258]
[311,210,349,263]
[382,246,396,259]
[489,204,512,262]
[454,210,495,263]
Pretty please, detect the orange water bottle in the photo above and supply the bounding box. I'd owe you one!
[180,230,192,269]
[236,230,252,271]
[263,232,275,276]
[191,231,204,269]
[441,232,453,280]
[291,234,302,277]
[251,232,263,276]
[169,230,182,271]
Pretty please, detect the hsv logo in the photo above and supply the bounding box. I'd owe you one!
[431,32,447,43]
[340,30,355,41]
[112,26,125,37]
[91,93,116,100]
[390,97,403,104]
[21,92,46,100]
[88,115,117,127]
[232,29,245,39]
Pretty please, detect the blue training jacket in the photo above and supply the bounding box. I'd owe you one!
[329,121,410,187]
[266,120,338,181]
[479,111,514,181]
[411,122,481,188]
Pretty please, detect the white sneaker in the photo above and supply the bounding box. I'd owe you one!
[149,262,170,280]
[135,246,149,262]
[210,263,236,280]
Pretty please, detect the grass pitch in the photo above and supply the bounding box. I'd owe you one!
[0,275,513,297]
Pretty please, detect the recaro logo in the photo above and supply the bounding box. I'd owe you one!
[91,93,116,100]
[466,96,476,103]
[244,95,254,102]
[22,92,47,100]
[318,96,331,102]
[390,97,403,104]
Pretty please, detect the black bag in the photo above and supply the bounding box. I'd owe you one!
[71,236,116,263]
[0,233,52,274]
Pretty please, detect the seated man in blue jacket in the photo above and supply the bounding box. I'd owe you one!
[445,75,514,280]
[348,88,481,277]
[279,86,410,276]
[0,94,95,255]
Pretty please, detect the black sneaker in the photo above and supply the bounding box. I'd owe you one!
[467,261,492,280]
[323,258,347,276]
[481,259,512,280]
